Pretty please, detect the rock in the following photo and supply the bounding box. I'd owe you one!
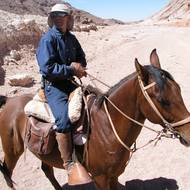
[74,24,98,32]
[81,18,93,24]
[88,24,98,31]
[10,50,21,61]
[7,73,34,87]
[80,25,90,32]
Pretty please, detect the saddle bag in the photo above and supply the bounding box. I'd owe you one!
[25,117,56,155]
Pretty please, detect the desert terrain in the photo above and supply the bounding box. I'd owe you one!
[1,23,190,190]
[1,0,190,190]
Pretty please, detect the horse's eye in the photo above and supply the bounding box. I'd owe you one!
[157,97,170,107]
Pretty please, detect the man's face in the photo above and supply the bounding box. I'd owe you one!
[52,15,69,32]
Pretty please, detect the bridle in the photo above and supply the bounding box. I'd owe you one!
[138,75,190,131]
[102,74,190,153]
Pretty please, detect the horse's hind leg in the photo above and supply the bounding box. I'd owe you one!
[0,160,15,189]
[1,133,24,189]
[1,149,23,189]
[41,162,62,190]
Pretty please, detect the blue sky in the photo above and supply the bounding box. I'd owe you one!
[65,0,169,21]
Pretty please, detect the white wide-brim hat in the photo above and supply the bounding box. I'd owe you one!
[48,3,72,28]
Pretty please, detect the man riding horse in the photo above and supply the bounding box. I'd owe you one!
[36,3,91,185]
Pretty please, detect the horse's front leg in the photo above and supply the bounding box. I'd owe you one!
[41,162,62,190]
[94,175,111,190]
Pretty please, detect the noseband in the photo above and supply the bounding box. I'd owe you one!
[138,75,190,133]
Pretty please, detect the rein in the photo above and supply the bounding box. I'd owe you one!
[103,96,166,153]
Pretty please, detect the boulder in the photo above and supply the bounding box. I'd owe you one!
[8,73,34,87]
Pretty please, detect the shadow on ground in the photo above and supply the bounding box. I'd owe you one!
[119,177,179,190]
[62,182,96,190]
[62,177,178,190]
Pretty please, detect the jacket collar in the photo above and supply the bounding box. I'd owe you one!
[50,26,65,39]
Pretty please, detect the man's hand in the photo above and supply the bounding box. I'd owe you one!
[71,62,87,78]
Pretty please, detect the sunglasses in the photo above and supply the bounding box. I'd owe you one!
[50,11,69,18]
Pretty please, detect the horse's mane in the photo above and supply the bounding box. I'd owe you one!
[94,65,175,108]
[84,84,103,96]
[95,72,136,108]
[106,72,137,96]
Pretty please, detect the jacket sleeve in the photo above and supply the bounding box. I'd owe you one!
[36,37,74,81]
[74,37,87,67]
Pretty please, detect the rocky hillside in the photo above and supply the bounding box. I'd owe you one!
[148,0,190,26]
[0,0,124,59]
[0,0,57,16]
[0,0,124,25]
[0,0,125,85]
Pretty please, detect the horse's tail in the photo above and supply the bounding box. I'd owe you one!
[0,95,7,108]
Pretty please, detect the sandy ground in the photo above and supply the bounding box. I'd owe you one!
[1,23,190,189]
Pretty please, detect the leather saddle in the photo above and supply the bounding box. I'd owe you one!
[24,91,97,155]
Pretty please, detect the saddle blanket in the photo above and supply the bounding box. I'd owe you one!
[24,87,83,124]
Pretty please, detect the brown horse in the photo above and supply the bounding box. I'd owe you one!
[1,49,190,190]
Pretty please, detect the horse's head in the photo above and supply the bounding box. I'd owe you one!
[135,49,190,147]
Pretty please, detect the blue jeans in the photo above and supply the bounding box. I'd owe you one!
[44,81,76,133]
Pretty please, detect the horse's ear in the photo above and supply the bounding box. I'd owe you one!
[150,49,161,68]
[135,58,148,83]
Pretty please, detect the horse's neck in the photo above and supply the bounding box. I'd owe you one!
[107,76,145,147]
[108,76,138,118]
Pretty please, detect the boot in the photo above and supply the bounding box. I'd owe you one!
[56,132,74,171]
[56,132,93,185]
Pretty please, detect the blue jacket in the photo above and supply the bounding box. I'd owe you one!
[36,26,87,82]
